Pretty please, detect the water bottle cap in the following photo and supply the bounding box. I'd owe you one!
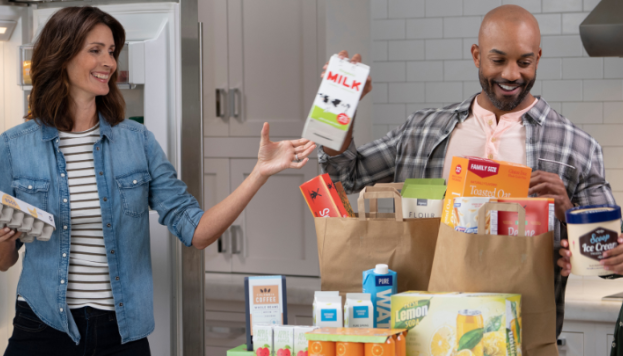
[375,264,389,274]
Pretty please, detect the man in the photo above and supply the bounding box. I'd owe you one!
[319,5,616,337]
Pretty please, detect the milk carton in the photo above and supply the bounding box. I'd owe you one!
[254,324,274,356]
[343,293,373,328]
[273,326,294,356]
[363,264,397,328]
[312,291,339,326]
[293,326,318,355]
[302,54,370,151]
[314,295,343,328]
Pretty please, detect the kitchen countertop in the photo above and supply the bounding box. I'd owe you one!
[206,272,623,323]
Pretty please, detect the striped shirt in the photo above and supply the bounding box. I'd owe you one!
[58,123,115,311]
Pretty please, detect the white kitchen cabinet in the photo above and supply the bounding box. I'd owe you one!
[562,320,618,356]
[559,331,584,356]
[204,158,233,273]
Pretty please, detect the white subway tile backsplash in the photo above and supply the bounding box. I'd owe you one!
[537,58,562,80]
[502,0,542,13]
[388,40,425,60]
[613,192,623,205]
[372,0,388,19]
[463,38,478,59]
[562,58,603,79]
[426,0,463,17]
[426,39,463,59]
[604,102,623,124]
[426,82,463,102]
[443,16,482,38]
[546,101,562,113]
[372,20,406,40]
[373,83,389,103]
[463,81,482,96]
[542,80,583,101]
[373,104,408,124]
[543,0,582,13]
[541,35,584,57]
[583,124,623,147]
[372,41,388,61]
[389,82,426,103]
[372,124,390,140]
[531,80,543,96]
[407,61,444,81]
[561,102,603,124]
[603,147,623,169]
[584,80,623,102]
[408,102,445,113]
[407,18,444,39]
[373,62,407,82]
[562,13,589,35]
[534,14,561,35]
[605,58,623,79]
[388,0,425,18]
[463,0,501,16]
[605,170,623,192]
[583,0,600,12]
[444,60,478,81]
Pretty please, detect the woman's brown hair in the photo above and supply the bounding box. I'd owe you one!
[28,6,126,131]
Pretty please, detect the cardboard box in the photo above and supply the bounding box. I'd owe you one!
[305,327,406,343]
[344,293,373,328]
[294,326,318,355]
[493,198,555,237]
[302,55,370,151]
[391,292,521,356]
[300,174,353,218]
[401,179,447,219]
[441,157,532,227]
[314,295,343,328]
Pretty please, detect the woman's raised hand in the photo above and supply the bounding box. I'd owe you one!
[255,123,316,179]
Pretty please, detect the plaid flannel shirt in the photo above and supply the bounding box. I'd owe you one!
[319,93,616,337]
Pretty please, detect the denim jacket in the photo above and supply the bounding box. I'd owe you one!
[0,115,204,344]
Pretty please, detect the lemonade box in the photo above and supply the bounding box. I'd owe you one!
[391,292,522,356]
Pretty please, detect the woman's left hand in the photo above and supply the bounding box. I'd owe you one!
[256,122,316,179]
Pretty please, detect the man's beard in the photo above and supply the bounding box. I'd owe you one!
[479,68,535,111]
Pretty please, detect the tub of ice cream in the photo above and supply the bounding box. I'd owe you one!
[566,205,622,276]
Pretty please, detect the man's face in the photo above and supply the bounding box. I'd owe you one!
[475,21,540,111]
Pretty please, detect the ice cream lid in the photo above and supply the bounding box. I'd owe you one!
[565,204,621,224]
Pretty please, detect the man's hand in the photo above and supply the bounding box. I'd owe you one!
[321,50,372,101]
[529,171,573,222]
[557,239,572,277]
[0,227,21,272]
[601,233,623,274]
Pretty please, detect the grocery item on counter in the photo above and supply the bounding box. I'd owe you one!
[363,264,397,328]
[401,179,447,219]
[441,156,532,228]
[344,293,373,328]
[313,292,339,326]
[302,54,370,151]
[336,342,364,356]
[334,182,355,217]
[452,197,496,234]
[245,276,288,351]
[0,191,56,243]
[305,327,407,356]
[274,326,294,356]
[309,340,336,356]
[294,326,318,355]
[394,333,406,356]
[566,205,622,276]
[391,291,521,356]
[301,174,353,218]
[314,295,343,328]
[494,197,555,236]
[364,337,395,356]
[254,325,274,356]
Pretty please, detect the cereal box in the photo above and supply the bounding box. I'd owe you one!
[493,198,555,237]
[391,292,522,356]
[300,174,352,218]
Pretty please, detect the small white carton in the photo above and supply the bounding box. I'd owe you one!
[273,326,294,356]
[314,294,343,328]
[312,291,338,326]
[253,324,274,356]
[343,293,373,328]
[293,326,318,355]
[302,54,370,151]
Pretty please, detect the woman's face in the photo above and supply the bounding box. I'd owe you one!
[66,23,117,101]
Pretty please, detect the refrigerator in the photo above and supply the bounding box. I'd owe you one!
[0,1,205,355]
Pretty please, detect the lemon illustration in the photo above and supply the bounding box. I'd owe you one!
[311,342,322,354]
[430,325,455,356]
[371,344,384,356]
[482,331,506,356]
[456,350,474,356]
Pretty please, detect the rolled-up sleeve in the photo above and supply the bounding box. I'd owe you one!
[144,130,204,247]
[0,134,22,251]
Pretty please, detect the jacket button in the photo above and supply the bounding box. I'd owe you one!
[116,276,120,281]
[103,197,107,202]
[28,185,32,189]
[119,303,123,307]
[110,250,115,254]
[96,147,100,151]
[99,172,103,176]
[107,223,111,228]
[133,180,137,184]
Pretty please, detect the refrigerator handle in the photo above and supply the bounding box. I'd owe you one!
[231,225,243,255]
[229,88,242,122]
[199,21,205,211]
[217,228,231,255]
[215,89,228,119]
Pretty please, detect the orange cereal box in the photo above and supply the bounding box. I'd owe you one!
[301,174,353,218]
[442,156,532,227]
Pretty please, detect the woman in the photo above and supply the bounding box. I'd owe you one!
[0,6,315,356]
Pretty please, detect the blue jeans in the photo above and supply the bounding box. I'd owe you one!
[4,301,151,356]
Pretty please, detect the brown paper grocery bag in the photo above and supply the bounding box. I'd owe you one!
[315,186,440,295]
[428,202,558,356]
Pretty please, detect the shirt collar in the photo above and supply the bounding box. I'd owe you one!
[40,112,114,142]
[456,93,551,127]
[98,113,114,142]
[454,93,478,123]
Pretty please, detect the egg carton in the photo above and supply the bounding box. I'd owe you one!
[0,191,56,243]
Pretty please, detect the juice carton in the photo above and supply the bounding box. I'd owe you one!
[302,54,370,151]
[301,174,352,218]
[391,292,521,356]
[363,264,397,328]
[493,198,555,237]
[294,326,318,355]
[442,156,532,228]
[254,324,274,356]
[313,292,339,326]
[314,295,343,328]
[274,326,294,356]
[344,293,373,328]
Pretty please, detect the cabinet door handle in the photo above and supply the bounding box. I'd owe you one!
[557,338,566,347]
[229,88,241,121]
[231,225,243,255]
[216,88,228,119]
[217,228,231,255]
